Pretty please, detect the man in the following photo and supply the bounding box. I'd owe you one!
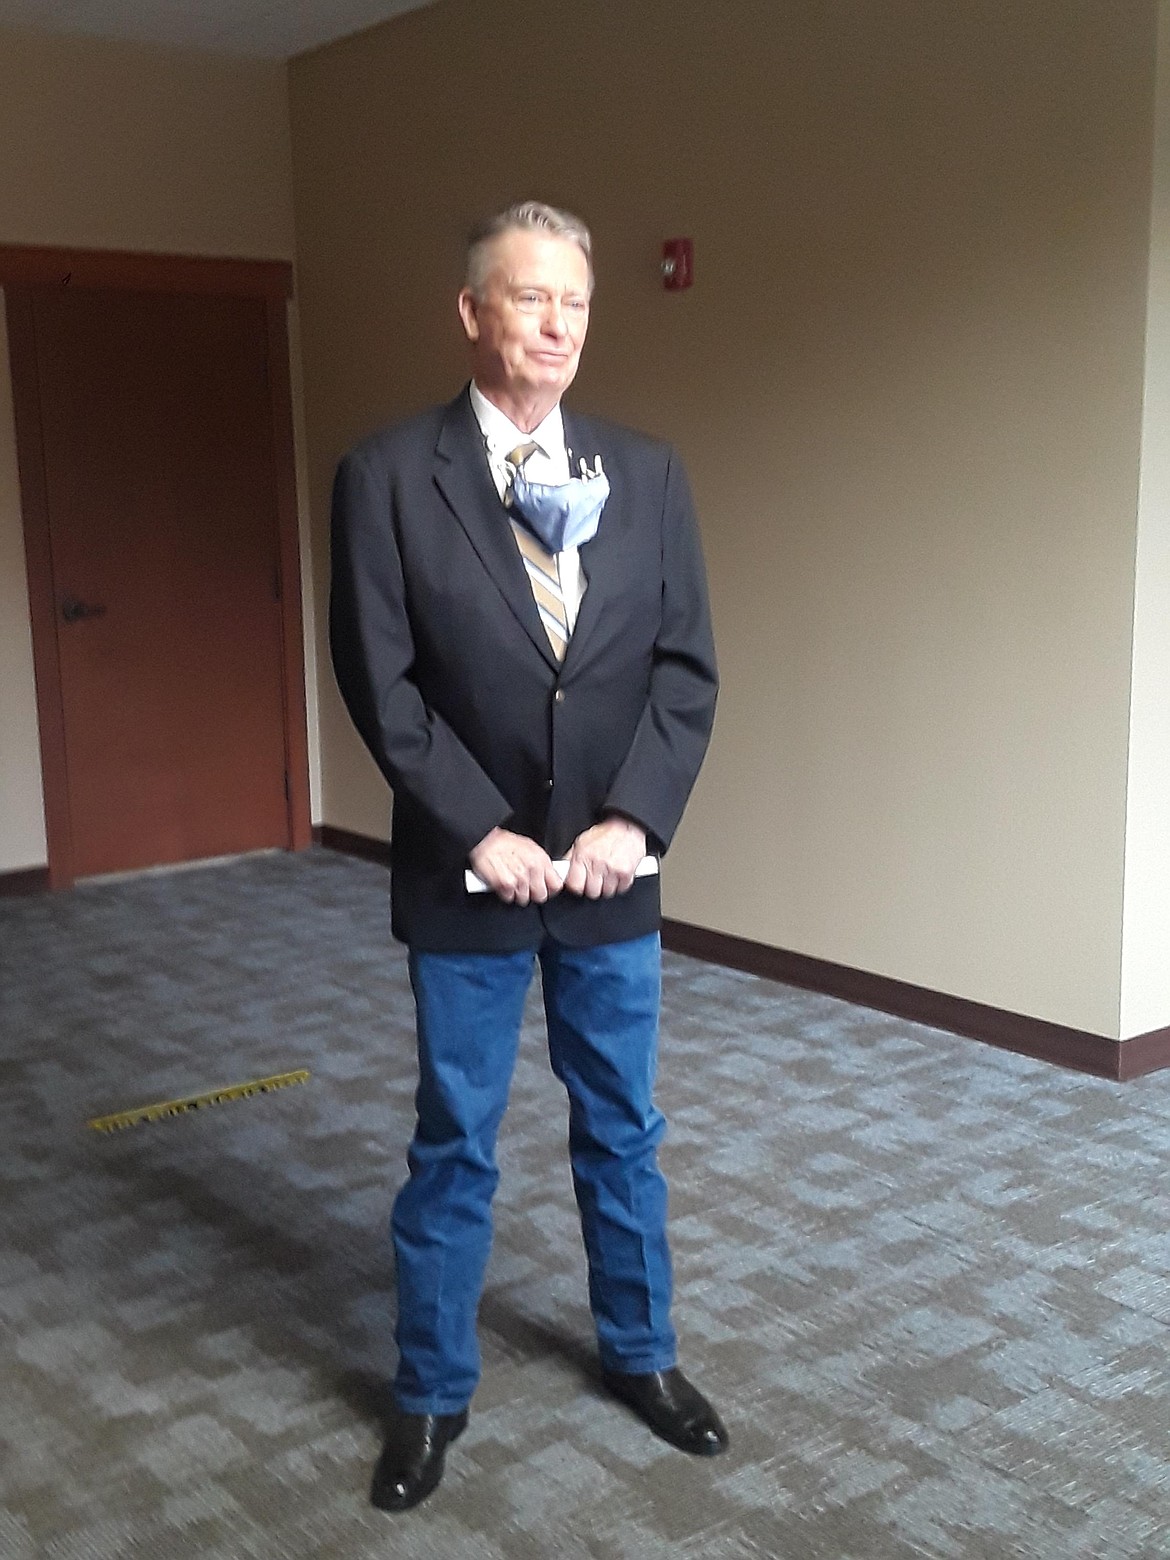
[330,201,722,1514]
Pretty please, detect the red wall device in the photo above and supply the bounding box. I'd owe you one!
[662,238,694,290]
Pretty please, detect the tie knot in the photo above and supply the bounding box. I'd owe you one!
[506,440,542,469]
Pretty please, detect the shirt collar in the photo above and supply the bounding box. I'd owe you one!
[469,381,566,462]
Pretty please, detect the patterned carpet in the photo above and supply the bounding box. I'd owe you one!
[3,848,1170,1558]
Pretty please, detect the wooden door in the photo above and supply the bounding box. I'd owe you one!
[25,286,291,878]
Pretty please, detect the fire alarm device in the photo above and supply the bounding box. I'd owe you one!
[662,238,694,290]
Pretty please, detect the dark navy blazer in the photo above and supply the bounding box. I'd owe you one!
[329,386,718,951]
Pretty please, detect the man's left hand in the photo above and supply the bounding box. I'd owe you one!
[563,817,647,899]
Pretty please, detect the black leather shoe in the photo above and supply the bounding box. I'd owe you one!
[370,1406,469,1512]
[601,1366,729,1456]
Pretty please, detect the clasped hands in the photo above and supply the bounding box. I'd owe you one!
[468,818,647,905]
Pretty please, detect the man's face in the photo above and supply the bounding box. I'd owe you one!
[458,230,591,411]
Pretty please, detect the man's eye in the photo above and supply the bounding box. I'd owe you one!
[565,299,588,313]
[517,292,543,307]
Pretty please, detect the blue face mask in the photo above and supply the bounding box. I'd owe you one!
[509,462,611,553]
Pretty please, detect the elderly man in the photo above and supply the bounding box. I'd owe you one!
[330,200,722,1512]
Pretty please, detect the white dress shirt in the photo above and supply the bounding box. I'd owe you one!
[469,382,586,629]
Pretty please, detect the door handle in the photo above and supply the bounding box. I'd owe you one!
[61,596,107,623]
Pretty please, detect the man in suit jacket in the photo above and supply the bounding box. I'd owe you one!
[331,201,722,1513]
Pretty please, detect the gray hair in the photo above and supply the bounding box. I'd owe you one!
[465,201,594,298]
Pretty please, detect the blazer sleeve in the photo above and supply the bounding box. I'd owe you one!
[602,449,718,851]
[329,447,514,854]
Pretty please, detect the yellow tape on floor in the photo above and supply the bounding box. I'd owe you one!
[87,1069,310,1132]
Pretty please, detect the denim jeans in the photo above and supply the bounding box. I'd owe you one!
[391,932,677,1413]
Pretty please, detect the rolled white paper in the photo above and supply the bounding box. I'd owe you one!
[465,855,659,894]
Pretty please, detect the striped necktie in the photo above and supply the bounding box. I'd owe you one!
[506,441,569,662]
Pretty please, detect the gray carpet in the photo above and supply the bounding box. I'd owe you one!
[3,848,1170,1558]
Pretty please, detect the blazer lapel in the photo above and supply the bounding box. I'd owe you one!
[561,411,627,674]
[433,388,558,669]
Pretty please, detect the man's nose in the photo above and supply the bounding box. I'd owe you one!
[542,301,569,336]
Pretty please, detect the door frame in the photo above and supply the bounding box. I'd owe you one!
[1,244,311,888]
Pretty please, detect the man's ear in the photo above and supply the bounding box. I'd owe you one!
[457,288,480,343]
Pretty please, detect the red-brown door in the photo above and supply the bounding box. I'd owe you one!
[28,286,291,878]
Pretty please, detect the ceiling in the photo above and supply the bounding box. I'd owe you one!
[0,0,439,59]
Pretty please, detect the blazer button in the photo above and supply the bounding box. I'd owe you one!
[554,688,566,703]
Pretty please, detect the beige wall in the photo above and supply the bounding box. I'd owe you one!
[0,27,320,873]
[290,0,1157,1038]
[1122,0,1170,1037]
[0,27,293,256]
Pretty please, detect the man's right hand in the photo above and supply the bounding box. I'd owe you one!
[468,827,563,905]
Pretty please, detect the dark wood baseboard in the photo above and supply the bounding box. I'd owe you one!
[661,919,1170,1081]
[0,865,50,896]
[313,827,1170,1080]
[313,824,392,870]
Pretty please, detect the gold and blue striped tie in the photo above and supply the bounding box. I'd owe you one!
[506,441,569,662]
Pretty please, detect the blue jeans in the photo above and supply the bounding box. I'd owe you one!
[391,932,677,1413]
